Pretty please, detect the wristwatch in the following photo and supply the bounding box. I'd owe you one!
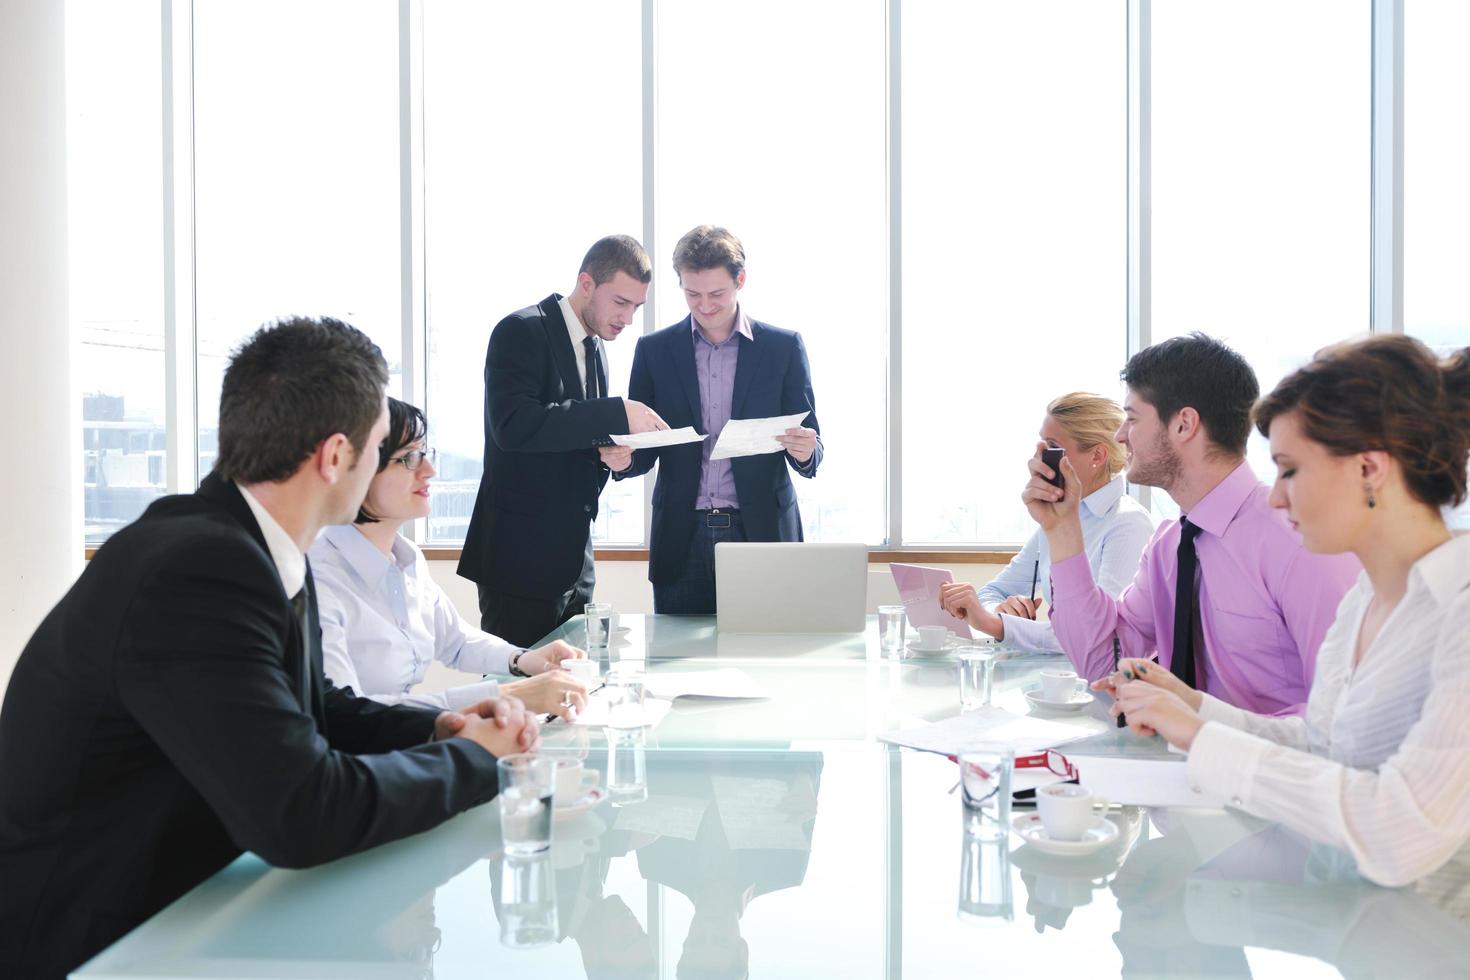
[508,650,530,677]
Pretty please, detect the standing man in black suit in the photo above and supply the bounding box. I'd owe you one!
[458,235,667,646]
[609,226,822,613]
[0,318,539,980]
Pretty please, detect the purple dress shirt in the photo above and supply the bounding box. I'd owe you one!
[1048,461,1361,715]
[693,309,754,510]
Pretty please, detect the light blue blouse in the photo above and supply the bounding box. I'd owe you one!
[310,524,519,711]
[976,476,1155,654]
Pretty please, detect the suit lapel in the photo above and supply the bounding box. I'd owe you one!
[730,320,767,417]
[671,317,703,425]
[540,294,585,400]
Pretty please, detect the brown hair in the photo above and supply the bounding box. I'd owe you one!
[672,225,745,282]
[1046,392,1128,477]
[1254,334,1470,508]
[579,235,652,286]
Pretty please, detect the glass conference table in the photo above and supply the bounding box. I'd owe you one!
[75,616,1470,978]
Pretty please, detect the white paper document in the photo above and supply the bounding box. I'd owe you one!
[644,669,770,701]
[710,776,813,850]
[571,696,674,729]
[613,794,709,840]
[878,706,1098,756]
[709,412,811,461]
[1071,755,1227,808]
[610,426,707,450]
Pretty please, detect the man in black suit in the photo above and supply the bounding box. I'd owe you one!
[0,317,539,979]
[458,235,668,646]
[609,226,822,613]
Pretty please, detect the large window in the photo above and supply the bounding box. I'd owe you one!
[902,0,1126,545]
[68,0,167,545]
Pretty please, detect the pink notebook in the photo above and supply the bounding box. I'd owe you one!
[889,563,976,638]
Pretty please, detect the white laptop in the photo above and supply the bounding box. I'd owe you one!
[715,542,868,634]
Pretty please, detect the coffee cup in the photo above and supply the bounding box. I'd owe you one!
[1036,783,1108,841]
[1039,668,1084,703]
[553,760,599,805]
[915,626,950,651]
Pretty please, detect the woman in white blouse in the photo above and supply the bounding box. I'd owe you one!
[311,399,589,719]
[939,392,1155,653]
[1104,335,1470,886]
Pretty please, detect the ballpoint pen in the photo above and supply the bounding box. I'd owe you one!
[1027,559,1040,606]
[1113,635,1127,728]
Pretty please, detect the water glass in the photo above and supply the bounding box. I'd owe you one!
[497,852,559,948]
[957,646,996,711]
[603,668,646,731]
[606,727,648,806]
[959,744,1013,840]
[584,602,614,652]
[496,754,555,855]
[957,822,1014,924]
[877,604,907,657]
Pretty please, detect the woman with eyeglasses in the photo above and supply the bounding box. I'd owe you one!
[310,398,589,720]
[1101,335,1470,886]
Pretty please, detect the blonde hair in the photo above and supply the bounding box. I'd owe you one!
[1046,392,1127,477]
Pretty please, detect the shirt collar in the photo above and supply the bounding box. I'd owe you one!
[1183,459,1259,538]
[1081,474,1127,519]
[1410,531,1470,607]
[235,482,307,598]
[320,523,411,592]
[691,305,754,346]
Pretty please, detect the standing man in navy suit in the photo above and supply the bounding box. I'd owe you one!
[607,226,822,613]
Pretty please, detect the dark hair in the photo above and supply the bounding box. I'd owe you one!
[355,398,428,524]
[214,316,388,484]
[1120,332,1259,456]
[672,225,746,282]
[579,234,652,286]
[1254,335,1470,508]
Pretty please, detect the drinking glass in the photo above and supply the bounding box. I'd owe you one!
[496,754,555,855]
[877,604,907,657]
[959,743,1013,840]
[957,821,1014,924]
[605,727,648,806]
[497,852,558,948]
[957,646,996,711]
[603,667,646,731]
[584,602,614,652]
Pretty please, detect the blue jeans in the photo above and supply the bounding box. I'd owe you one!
[653,511,747,614]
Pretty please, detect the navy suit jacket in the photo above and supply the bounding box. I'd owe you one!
[622,315,822,586]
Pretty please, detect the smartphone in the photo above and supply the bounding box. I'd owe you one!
[1041,445,1066,489]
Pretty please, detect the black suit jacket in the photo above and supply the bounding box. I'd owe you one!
[622,316,822,585]
[0,475,500,979]
[458,295,629,600]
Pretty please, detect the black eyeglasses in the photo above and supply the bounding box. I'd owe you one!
[388,448,437,472]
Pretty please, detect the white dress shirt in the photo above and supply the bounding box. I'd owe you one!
[309,524,520,711]
[236,482,306,598]
[976,476,1155,654]
[559,294,602,396]
[1186,532,1470,886]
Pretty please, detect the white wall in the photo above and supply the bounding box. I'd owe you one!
[0,0,77,701]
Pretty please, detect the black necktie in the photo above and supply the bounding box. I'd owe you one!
[582,336,604,400]
[1171,517,1202,688]
[289,580,313,712]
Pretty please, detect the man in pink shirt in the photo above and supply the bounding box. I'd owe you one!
[1026,333,1360,715]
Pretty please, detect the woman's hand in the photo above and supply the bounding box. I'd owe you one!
[502,670,589,721]
[1109,682,1205,750]
[516,640,586,675]
[938,582,1003,638]
[1092,658,1202,711]
[994,595,1039,620]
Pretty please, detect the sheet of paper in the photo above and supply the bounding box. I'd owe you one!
[710,776,813,850]
[613,794,709,840]
[610,426,707,450]
[571,696,674,729]
[878,706,1098,756]
[644,669,770,701]
[708,412,811,461]
[1071,755,1227,808]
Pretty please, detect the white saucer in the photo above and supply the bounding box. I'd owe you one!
[1024,689,1095,713]
[554,786,605,821]
[906,639,958,656]
[1012,813,1119,855]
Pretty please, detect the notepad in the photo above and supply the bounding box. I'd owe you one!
[878,706,1097,756]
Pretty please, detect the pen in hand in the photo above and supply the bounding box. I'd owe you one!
[1113,635,1127,729]
[1027,559,1040,608]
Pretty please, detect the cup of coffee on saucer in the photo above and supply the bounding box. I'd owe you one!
[552,760,600,815]
[910,625,951,654]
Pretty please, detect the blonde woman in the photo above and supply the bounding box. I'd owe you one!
[941,393,1155,654]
